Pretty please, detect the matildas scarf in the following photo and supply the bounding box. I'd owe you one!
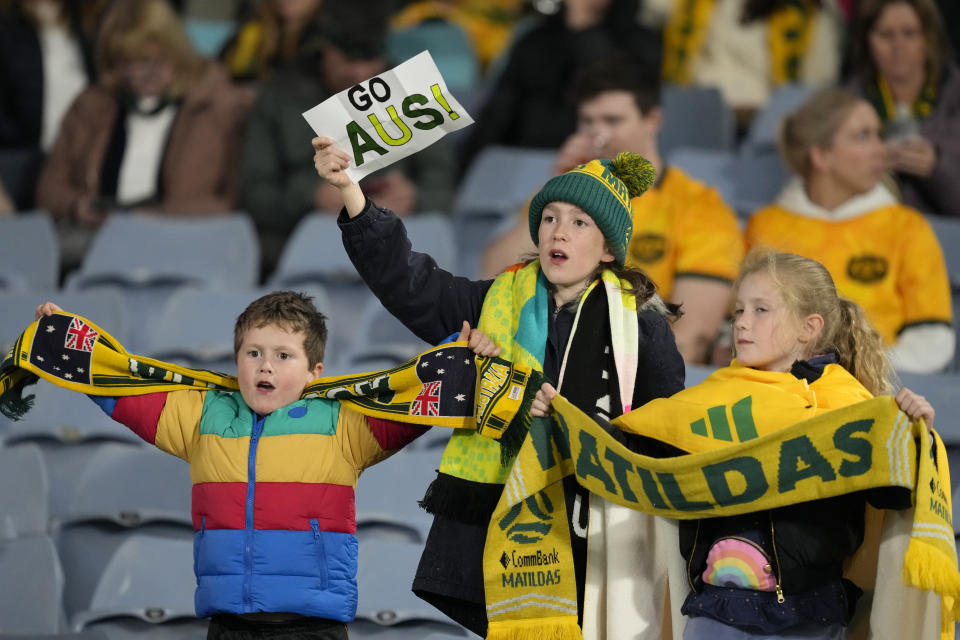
[0,311,539,435]
[490,374,960,638]
[663,0,815,85]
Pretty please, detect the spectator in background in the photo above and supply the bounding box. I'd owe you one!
[221,0,324,82]
[35,0,254,269]
[0,0,107,209]
[746,88,954,373]
[646,0,842,127]
[849,0,960,216]
[460,0,661,171]
[482,58,744,365]
[239,0,456,273]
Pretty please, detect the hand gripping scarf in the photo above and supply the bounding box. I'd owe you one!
[492,385,959,640]
[0,311,540,436]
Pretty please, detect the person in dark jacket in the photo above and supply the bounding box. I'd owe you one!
[313,134,686,636]
[459,0,662,173]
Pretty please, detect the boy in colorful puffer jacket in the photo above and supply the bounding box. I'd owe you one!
[36,291,429,640]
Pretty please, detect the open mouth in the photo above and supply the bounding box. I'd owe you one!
[549,250,568,263]
[257,381,275,391]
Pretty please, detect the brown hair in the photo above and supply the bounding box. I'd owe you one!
[234,291,328,367]
[733,249,893,395]
[778,88,862,178]
[96,0,203,96]
[853,0,949,86]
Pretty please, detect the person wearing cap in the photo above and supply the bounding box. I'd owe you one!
[237,0,456,276]
[313,138,686,638]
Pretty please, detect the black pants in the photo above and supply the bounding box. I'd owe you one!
[207,614,348,640]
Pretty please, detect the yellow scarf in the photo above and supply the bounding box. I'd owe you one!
[489,382,959,638]
[0,311,538,435]
[663,0,815,86]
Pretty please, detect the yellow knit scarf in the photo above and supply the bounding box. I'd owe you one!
[663,0,815,86]
[0,311,539,434]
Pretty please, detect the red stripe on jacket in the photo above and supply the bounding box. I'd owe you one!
[192,482,356,533]
[110,393,167,444]
[367,417,427,451]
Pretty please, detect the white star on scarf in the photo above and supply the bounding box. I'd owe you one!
[45,325,55,333]
[36,355,44,362]
[62,354,69,361]
[437,369,445,374]
[455,394,466,401]
[421,362,430,368]
[77,368,85,373]
[464,359,471,365]
[64,373,73,379]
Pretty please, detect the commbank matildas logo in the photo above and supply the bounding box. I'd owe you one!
[846,255,888,284]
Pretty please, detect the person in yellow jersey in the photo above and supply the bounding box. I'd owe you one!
[483,56,745,365]
[746,87,954,373]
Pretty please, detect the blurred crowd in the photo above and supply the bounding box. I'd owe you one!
[1,0,957,373]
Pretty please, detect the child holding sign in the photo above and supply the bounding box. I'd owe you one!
[313,137,686,638]
[533,249,942,639]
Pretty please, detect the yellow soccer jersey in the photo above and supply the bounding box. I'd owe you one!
[746,204,953,344]
[626,167,745,299]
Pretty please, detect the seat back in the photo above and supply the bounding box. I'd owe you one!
[660,85,735,156]
[0,211,59,292]
[66,214,259,291]
[388,21,479,91]
[0,535,64,633]
[453,146,555,217]
[0,444,49,538]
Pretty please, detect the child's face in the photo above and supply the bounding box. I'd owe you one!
[236,323,323,417]
[537,202,614,305]
[732,272,809,373]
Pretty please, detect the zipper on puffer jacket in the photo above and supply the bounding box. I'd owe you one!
[310,519,329,589]
[243,413,265,612]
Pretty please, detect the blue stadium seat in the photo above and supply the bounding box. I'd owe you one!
[743,84,815,155]
[660,85,736,157]
[454,146,555,217]
[388,21,480,91]
[58,523,194,623]
[402,213,457,273]
[0,535,64,633]
[926,215,960,289]
[65,213,259,291]
[71,534,197,631]
[144,285,332,374]
[356,539,464,630]
[0,443,49,537]
[0,288,129,358]
[183,18,235,57]
[355,448,440,544]
[0,211,59,292]
[667,148,738,208]
[1,380,142,448]
[61,444,191,529]
[340,297,430,370]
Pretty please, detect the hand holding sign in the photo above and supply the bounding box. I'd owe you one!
[303,51,473,185]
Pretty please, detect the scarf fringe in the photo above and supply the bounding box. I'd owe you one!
[903,538,960,628]
[419,472,503,524]
[497,370,544,466]
[0,369,37,421]
[486,616,582,640]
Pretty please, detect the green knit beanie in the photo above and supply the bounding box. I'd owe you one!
[529,152,656,265]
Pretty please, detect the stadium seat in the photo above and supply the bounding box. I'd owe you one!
[743,83,814,154]
[898,370,960,446]
[454,146,555,217]
[388,20,480,91]
[340,297,430,369]
[183,18,235,57]
[0,288,129,359]
[667,147,790,216]
[926,215,960,288]
[61,444,192,529]
[64,213,259,291]
[667,148,738,208]
[0,443,49,537]
[356,539,463,629]
[58,523,194,623]
[356,448,440,544]
[0,211,59,292]
[1,380,142,447]
[71,534,197,631]
[402,213,458,273]
[659,85,736,157]
[0,535,64,633]
[144,285,332,374]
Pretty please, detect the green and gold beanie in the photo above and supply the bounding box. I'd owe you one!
[529,152,656,265]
